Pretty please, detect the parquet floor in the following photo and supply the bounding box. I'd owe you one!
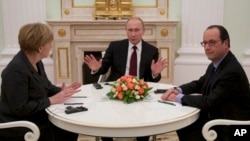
[78,132,179,141]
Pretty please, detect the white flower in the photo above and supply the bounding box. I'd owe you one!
[111,87,116,92]
[113,92,118,98]
[121,84,128,90]
[132,78,137,83]
[134,91,138,95]
[135,95,140,99]
[135,85,140,90]
[115,82,120,87]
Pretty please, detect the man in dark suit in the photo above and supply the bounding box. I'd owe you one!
[161,25,250,141]
[84,17,167,141]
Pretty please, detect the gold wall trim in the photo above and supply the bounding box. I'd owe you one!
[64,9,70,15]
[160,10,165,15]
[161,29,168,37]
[58,47,70,79]
[159,47,170,79]
[69,0,167,8]
[58,28,66,37]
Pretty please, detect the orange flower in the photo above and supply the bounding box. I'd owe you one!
[139,80,145,86]
[138,87,144,95]
[127,82,135,90]
[117,93,123,99]
[120,76,127,81]
[126,78,133,83]
[116,86,123,92]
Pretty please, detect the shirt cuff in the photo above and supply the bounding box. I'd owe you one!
[91,70,98,74]
[152,73,159,79]
[176,93,184,103]
[175,87,183,93]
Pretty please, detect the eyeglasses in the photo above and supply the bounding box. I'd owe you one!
[200,40,221,47]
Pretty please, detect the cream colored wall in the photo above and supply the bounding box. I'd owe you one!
[46,0,61,20]
[0,1,4,55]
[224,0,250,61]
[168,0,182,58]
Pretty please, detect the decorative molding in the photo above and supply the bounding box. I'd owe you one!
[58,29,67,37]
[159,47,170,80]
[64,9,70,15]
[61,0,168,20]
[160,9,166,15]
[58,47,70,79]
[161,29,168,37]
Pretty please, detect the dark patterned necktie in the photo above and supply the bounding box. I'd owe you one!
[205,67,216,95]
[129,46,137,76]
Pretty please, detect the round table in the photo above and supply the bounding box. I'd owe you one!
[46,82,200,137]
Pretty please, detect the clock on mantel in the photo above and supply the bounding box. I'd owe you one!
[93,0,134,20]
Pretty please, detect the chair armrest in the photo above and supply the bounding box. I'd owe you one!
[202,119,250,141]
[0,121,40,141]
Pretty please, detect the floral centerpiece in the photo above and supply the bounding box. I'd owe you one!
[106,75,152,104]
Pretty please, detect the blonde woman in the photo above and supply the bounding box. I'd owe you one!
[0,23,81,141]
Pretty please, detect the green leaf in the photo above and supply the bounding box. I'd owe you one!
[106,92,115,99]
[109,83,116,87]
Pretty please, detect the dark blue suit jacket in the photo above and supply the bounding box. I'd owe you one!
[95,39,161,82]
[179,51,250,140]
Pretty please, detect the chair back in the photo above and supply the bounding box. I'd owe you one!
[0,121,40,141]
[202,119,250,141]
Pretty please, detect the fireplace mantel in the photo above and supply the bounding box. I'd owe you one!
[47,19,178,85]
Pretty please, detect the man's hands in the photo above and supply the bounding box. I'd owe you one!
[161,88,179,102]
[49,82,82,105]
[84,54,102,72]
[151,57,168,77]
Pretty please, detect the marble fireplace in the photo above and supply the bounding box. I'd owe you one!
[47,0,178,85]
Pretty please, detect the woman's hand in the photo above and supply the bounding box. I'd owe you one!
[62,82,81,90]
[49,82,81,105]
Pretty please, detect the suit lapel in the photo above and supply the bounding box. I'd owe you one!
[120,41,129,75]
[204,52,232,95]
[139,41,148,78]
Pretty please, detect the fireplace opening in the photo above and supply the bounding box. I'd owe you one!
[82,51,102,84]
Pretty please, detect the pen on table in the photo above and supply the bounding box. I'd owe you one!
[71,96,88,98]
[64,103,84,105]
[157,100,176,106]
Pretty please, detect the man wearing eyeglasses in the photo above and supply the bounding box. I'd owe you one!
[161,25,250,141]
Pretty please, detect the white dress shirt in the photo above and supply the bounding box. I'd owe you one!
[125,41,142,77]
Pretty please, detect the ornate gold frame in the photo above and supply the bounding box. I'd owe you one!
[61,0,169,21]
[93,0,133,20]
[71,0,161,8]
